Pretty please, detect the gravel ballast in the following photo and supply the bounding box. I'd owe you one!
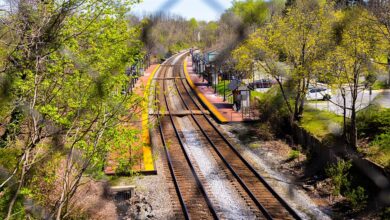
[220,123,332,220]
[177,116,257,219]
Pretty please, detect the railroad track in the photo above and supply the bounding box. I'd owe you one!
[154,52,302,220]
[155,54,218,219]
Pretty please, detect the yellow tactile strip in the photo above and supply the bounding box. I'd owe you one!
[183,58,228,123]
[142,64,161,171]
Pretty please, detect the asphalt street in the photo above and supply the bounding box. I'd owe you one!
[307,89,390,117]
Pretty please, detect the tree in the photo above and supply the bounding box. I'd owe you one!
[325,8,383,149]
[230,0,268,32]
[233,0,335,122]
[368,0,390,87]
[0,0,143,218]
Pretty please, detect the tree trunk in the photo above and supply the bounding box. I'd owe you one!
[350,104,358,150]
[387,54,390,87]
[273,76,293,118]
[342,90,347,140]
[294,80,302,121]
[297,78,309,121]
[350,69,359,150]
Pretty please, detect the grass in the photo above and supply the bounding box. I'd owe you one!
[300,107,343,140]
[216,81,270,103]
[288,149,300,160]
[216,80,231,96]
[357,105,390,168]
[251,90,266,100]
[372,80,388,90]
[366,133,390,168]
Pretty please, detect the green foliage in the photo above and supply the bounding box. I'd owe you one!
[108,126,141,175]
[0,189,25,219]
[233,0,336,121]
[288,149,300,160]
[189,18,198,30]
[372,80,388,90]
[357,106,390,138]
[301,107,343,139]
[0,147,21,171]
[357,105,390,167]
[325,160,352,196]
[326,160,368,209]
[381,206,390,220]
[216,80,232,97]
[372,132,390,151]
[369,132,390,168]
[345,186,367,211]
[257,85,290,120]
[0,0,144,218]
[231,0,268,26]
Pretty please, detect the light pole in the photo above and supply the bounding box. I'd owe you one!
[223,72,226,101]
[213,65,217,93]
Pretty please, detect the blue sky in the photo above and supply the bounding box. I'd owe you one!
[130,0,234,21]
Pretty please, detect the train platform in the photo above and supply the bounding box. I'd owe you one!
[184,56,258,123]
[104,64,159,175]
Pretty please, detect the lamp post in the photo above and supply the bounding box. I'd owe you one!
[223,72,226,101]
[214,65,218,94]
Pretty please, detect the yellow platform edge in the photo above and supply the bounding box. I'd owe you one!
[183,58,228,123]
[142,64,161,172]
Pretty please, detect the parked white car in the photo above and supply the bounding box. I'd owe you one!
[306,87,332,100]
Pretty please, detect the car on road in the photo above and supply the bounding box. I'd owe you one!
[306,87,332,101]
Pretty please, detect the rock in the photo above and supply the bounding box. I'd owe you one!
[128,193,154,220]
[303,184,315,191]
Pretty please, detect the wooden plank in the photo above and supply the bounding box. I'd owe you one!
[152,77,186,80]
[149,110,210,116]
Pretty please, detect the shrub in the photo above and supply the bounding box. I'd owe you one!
[372,132,390,151]
[345,186,367,211]
[326,160,368,210]
[381,206,390,220]
[0,188,25,219]
[357,106,390,138]
[325,160,352,196]
[258,85,291,125]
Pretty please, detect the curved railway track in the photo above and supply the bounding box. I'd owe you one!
[154,52,302,220]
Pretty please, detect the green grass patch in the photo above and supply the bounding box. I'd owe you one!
[300,107,343,139]
[251,90,266,100]
[363,129,390,168]
[357,105,390,168]
[288,149,300,160]
[357,105,390,138]
[216,80,231,96]
[372,80,388,90]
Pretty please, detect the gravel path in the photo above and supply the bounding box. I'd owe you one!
[177,115,256,219]
[219,123,332,220]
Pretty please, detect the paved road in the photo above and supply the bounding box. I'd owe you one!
[307,89,390,117]
[375,90,390,108]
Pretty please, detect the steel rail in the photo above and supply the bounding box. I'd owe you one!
[172,61,273,219]
[156,56,189,220]
[156,54,219,220]
[178,54,302,220]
